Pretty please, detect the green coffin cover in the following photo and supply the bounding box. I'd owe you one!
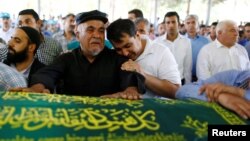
[0,91,249,141]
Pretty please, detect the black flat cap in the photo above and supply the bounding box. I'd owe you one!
[76,10,108,25]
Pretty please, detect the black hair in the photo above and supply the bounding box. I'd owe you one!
[18,9,40,21]
[128,9,143,18]
[107,19,136,43]
[63,13,75,20]
[164,11,180,24]
[245,22,250,27]
[211,22,218,26]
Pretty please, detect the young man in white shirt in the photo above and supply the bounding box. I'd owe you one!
[107,19,181,98]
[154,11,192,84]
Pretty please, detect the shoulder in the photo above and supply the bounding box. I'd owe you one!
[150,42,171,54]
[200,41,215,50]
[44,36,60,45]
[33,58,46,68]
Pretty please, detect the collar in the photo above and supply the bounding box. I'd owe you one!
[136,38,153,61]
[215,39,236,48]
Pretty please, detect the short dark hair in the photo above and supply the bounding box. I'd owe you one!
[164,11,180,24]
[107,19,136,43]
[211,22,218,26]
[128,9,143,18]
[245,22,250,27]
[63,13,75,20]
[18,9,40,21]
[200,24,206,28]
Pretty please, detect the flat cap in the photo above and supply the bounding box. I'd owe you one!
[76,10,108,25]
[0,12,10,18]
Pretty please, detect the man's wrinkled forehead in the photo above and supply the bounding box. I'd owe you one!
[78,20,106,29]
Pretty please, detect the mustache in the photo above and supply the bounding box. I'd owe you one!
[90,38,102,44]
[7,46,16,54]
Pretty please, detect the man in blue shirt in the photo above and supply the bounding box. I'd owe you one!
[176,69,250,119]
[184,14,209,82]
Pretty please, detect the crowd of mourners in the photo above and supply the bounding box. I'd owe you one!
[0,8,250,119]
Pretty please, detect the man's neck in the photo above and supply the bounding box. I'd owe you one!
[15,57,34,72]
[140,38,146,55]
[64,30,74,41]
[188,32,197,39]
[81,49,97,63]
[218,39,234,48]
[210,34,216,41]
[167,33,178,42]
[2,26,10,32]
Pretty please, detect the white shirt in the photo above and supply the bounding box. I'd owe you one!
[197,39,250,80]
[154,33,192,83]
[0,28,14,43]
[136,38,181,98]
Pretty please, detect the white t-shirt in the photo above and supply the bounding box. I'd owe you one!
[154,33,192,83]
[136,38,181,98]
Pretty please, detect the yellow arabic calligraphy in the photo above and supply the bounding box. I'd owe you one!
[0,106,159,132]
[2,92,144,108]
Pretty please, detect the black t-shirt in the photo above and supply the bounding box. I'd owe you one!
[31,47,145,96]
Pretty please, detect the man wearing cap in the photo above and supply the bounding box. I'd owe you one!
[3,26,45,86]
[11,10,145,100]
[17,9,62,65]
[0,12,14,43]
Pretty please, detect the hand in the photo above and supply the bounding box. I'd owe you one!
[199,83,227,102]
[9,87,50,93]
[218,93,250,119]
[9,83,50,93]
[101,87,142,100]
[121,59,144,75]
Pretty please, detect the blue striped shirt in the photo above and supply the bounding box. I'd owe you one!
[0,63,27,91]
[176,69,250,101]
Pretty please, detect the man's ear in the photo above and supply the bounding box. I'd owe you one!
[28,44,36,53]
[135,33,141,40]
[75,31,80,40]
[218,30,222,36]
[75,26,80,40]
[36,19,43,30]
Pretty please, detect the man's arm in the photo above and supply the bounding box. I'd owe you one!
[217,93,250,119]
[199,83,245,102]
[196,47,212,80]
[121,59,180,98]
[183,40,192,83]
[143,73,180,98]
